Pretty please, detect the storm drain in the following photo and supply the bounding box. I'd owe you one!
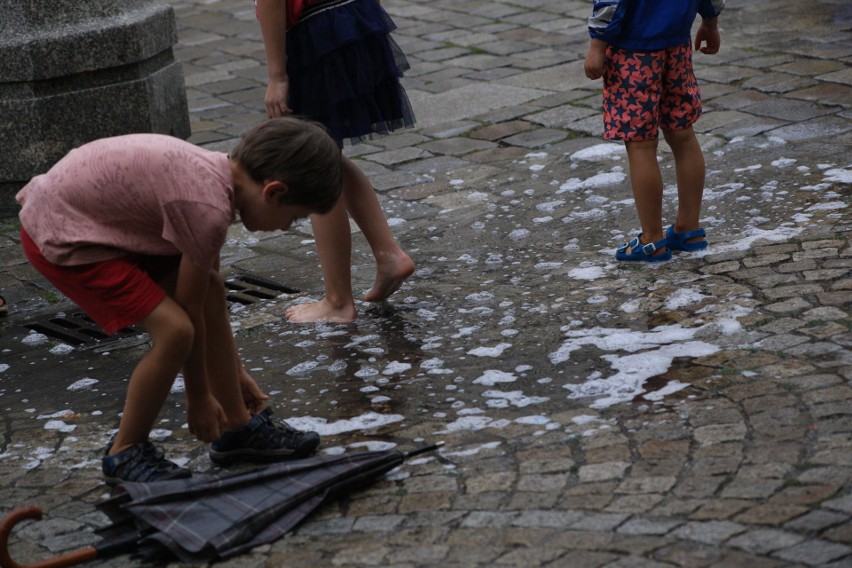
[224,274,299,305]
[22,274,298,347]
[24,312,138,347]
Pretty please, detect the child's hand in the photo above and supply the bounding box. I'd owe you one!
[239,368,270,414]
[695,17,721,54]
[265,77,293,118]
[187,394,227,442]
[584,38,607,80]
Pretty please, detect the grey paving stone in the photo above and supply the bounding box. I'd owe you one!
[417,137,497,156]
[352,515,407,532]
[784,509,849,532]
[823,494,852,515]
[502,128,568,148]
[672,520,747,545]
[767,116,852,143]
[512,510,585,528]
[525,105,599,129]
[726,528,806,555]
[617,517,684,536]
[764,297,813,313]
[772,539,852,566]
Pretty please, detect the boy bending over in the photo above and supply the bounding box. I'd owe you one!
[17,118,342,483]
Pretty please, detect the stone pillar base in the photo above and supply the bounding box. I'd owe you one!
[0,1,191,217]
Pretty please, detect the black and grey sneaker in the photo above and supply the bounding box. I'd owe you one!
[209,409,320,466]
[102,441,192,485]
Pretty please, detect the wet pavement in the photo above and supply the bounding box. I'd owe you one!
[1,0,850,566]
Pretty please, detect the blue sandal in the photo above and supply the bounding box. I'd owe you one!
[665,225,708,252]
[615,235,672,262]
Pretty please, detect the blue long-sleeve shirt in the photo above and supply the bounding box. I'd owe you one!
[589,0,725,51]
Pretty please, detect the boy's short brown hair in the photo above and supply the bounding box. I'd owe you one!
[230,117,342,214]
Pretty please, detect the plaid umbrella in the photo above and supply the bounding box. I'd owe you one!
[0,444,439,567]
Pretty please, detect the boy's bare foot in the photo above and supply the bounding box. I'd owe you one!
[364,252,415,302]
[285,298,357,323]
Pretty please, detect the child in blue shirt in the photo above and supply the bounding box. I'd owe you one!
[584,0,724,261]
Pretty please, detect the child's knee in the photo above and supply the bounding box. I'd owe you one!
[625,138,659,158]
[166,314,195,355]
[663,126,696,146]
[147,315,193,363]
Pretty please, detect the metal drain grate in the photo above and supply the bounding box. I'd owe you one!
[225,274,299,305]
[24,312,138,347]
[22,274,298,347]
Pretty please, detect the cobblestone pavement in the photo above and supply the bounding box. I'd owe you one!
[0,1,850,567]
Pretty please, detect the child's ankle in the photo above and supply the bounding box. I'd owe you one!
[640,231,664,245]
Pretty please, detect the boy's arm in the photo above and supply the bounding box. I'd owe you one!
[256,0,291,117]
[584,38,608,80]
[585,0,623,80]
[697,0,724,54]
[695,16,721,54]
[174,255,226,442]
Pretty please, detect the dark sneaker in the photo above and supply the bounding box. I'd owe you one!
[209,409,320,466]
[102,441,192,485]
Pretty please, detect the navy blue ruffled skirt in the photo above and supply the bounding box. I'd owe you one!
[286,0,416,146]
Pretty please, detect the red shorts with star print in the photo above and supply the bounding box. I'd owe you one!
[602,41,702,142]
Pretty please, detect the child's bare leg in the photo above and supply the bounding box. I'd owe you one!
[664,126,706,243]
[340,155,414,302]
[285,197,358,323]
[286,156,414,322]
[109,298,193,454]
[624,139,667,253]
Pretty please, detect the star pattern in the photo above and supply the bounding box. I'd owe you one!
[602,42,701,142]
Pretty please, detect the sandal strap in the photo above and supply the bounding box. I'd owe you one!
[641,236,667,256]
[679,228,706,240]
[618,235,667,256]
[616,237,639,253]
[667,226,706,241]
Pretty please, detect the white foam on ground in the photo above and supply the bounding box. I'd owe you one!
[473,370,517,386]
[563,341,719,408]
[468,343,512,357]
[287,412,405,436]
[67,378,98,391]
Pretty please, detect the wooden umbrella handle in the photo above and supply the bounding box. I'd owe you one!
[0,507,98,568]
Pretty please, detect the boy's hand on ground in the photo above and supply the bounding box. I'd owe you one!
[187,395,227,443]
[584,39,607,80]
[696,17,721,54]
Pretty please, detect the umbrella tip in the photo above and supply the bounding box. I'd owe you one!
[403,442,444,459]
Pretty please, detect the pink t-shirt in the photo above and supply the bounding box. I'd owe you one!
[16,134,235,271]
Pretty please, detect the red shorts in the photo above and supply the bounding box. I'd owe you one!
[602,41,702,142]
[21,228,180,335]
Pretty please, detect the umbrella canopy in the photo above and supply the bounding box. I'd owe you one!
[0,444,439,567]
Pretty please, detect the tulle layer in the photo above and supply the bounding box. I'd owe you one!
[286,0,415,145]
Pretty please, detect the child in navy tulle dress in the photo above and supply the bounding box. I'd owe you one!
[257,0,416,323]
